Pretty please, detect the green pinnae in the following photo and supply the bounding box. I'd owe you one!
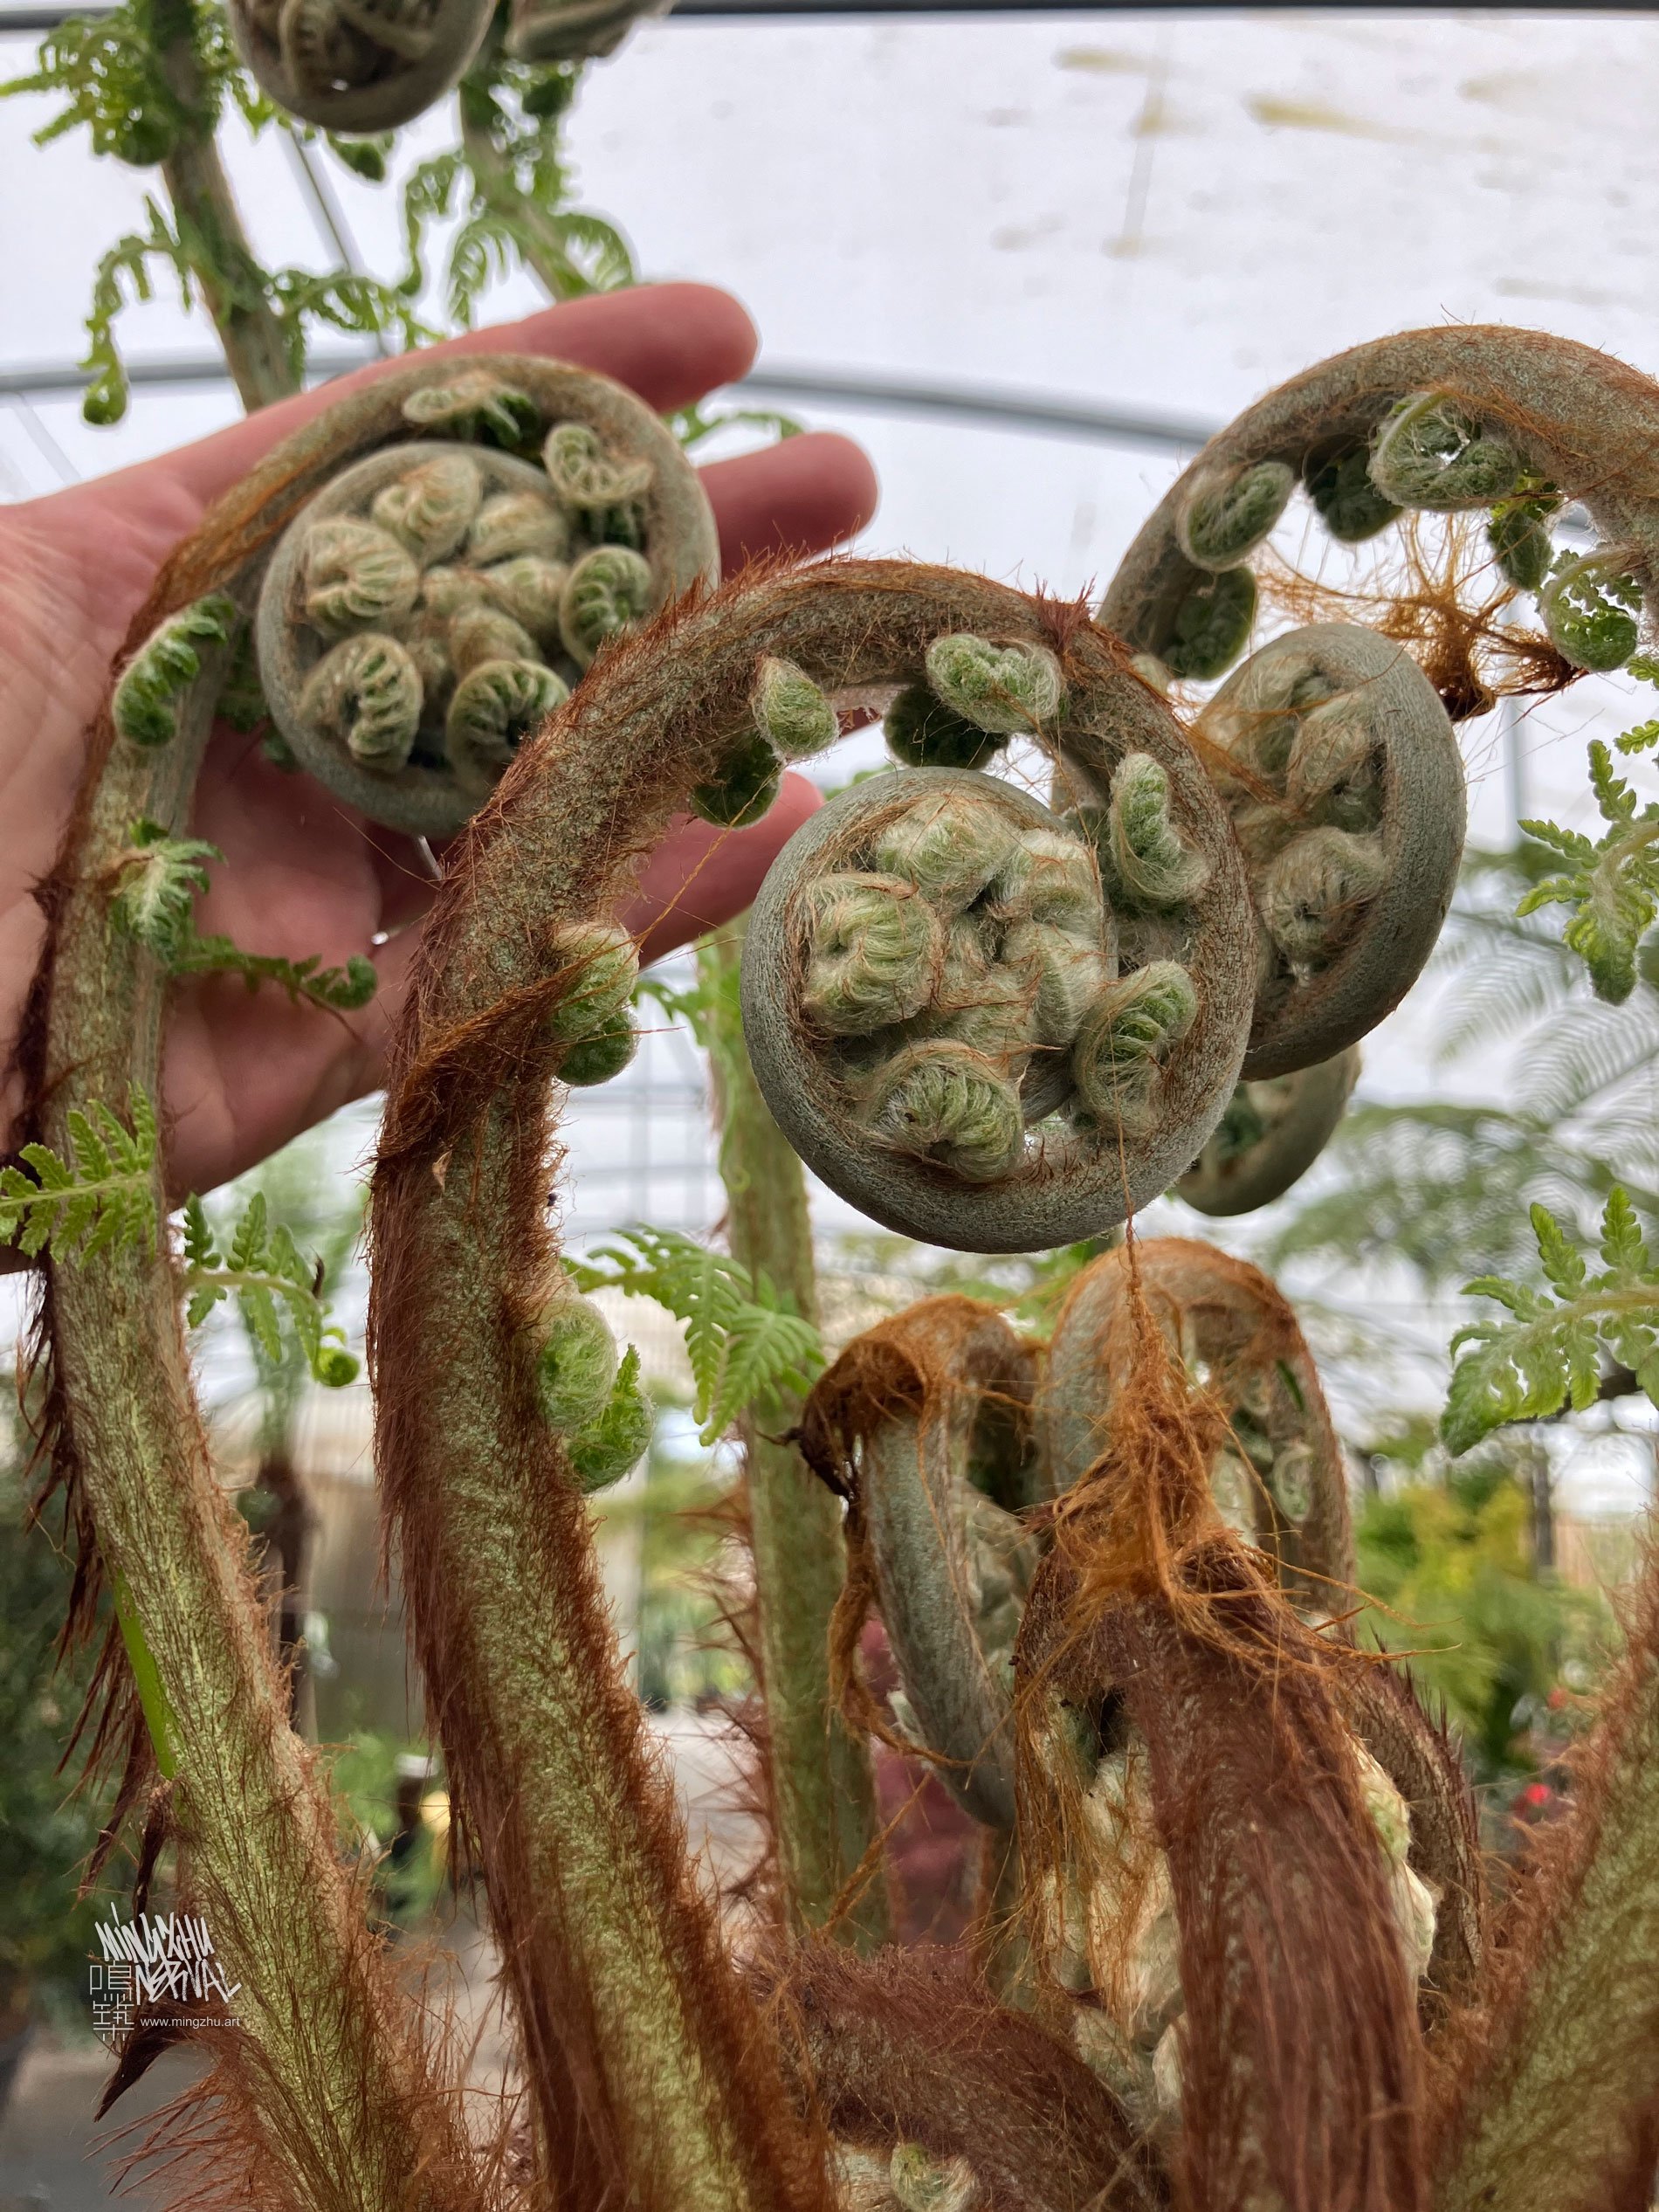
[924,634,1064,735]
[561,544,653,666]
[542,421,654,511]
[691,731,783,827]
[883,683,1004,770]
[1070,960,1198,1133]
[858,1039,1026,1183]
[301,516,420,637]
[1162,567,1256,682]
[560,1013,640,1087]
[546,921,639,1044]
[112,594,237,749]
[1303,443,1401,543]
[444,658,568,796]
[1257,825,1388,969]
[1368,392,1524,511]
[801,873,945,1035]
[1177,458,1296,571]
[536,1292,620,1433]
[568,1347,654,1493]
[1105,751,1211,910]
[402,371,541,448]
[368,451,483,565]
[1488,492,1560,591]
[468,490,572,567]
[869,794,1019,910]
[751,656,840,760]
[299,631,423,770]
[1539,550,1642,673]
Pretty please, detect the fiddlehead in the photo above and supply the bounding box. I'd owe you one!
[229,0,496,130]
[739,615,1257,1251]
[798,1297,1043,1833]
[1176,1046,1360,1217]
[256,362,716,837]
[1188,623,1463,1078]
[1034,1239,1353,1608]
[1102,327,1659,696]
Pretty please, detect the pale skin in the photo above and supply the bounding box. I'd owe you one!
[0,283,874,1199]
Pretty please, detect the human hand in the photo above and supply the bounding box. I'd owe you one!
[0,285,875,1198]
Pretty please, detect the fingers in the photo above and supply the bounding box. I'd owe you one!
[701,434,878,570]
[619,772,822,967]
[75,283,761,531]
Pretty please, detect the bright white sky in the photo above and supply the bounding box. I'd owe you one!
[3,6,1656,1507]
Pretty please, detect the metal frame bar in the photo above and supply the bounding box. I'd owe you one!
[2,0,1650,26]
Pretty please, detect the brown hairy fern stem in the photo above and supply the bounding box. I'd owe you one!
[1431,1549,1659,2212]
[16,367,516,2210]
[370,562,1201,2209]
[768,1942,1166,2212]
[1015,1272,1428,2212]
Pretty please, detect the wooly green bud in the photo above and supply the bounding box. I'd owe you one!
[402,372,540,448]
[560,1013,640,1087]
[537,1293,620,1433]
[1176,459,1295,571]
[1070,961,1198,1133]
[445,658,568,796]
[1161,568,1256,682]
[299,633,423,770]
[478,555,570,648]
[561,545,654,665]
[301,518,420,637]
[1104,752,1211,910]
[568,1347,654,1493]
[1257,827,1388,969]
[801,873,945,1035]
[547,921,640,1043]
[541,421,654,511]
[869,795,1019,910]
[468,489,572,567]
[924,634,1064,735]
[1368,393,1523,511]
[752,656,840,759]
[883,684,1004,771]
[1282,700,1378,824]
[859,1040,1026,1183]
[1487,493,1559,591]
[369,451,483,566]
[1303,442,1401,543]
[1539,550,1642,672]
[989,828,1103,937]
[449,603,541,676]
[692,731,783,827]
[1002,920,1112,1048]
[113,595,237,748]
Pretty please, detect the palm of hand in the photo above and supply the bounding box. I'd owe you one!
[0,287,873,1197]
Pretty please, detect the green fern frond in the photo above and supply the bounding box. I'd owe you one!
[569,1225,822,1444]
[110,819,222,955]
[1518,739,1659,1003]
[111,595,237,745]
[180,1189,357,1386]
[169,934,377,1012]
[1442,1189,1659,1454]
[0,1090,158,1261]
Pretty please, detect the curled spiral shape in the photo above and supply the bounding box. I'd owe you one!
[506,0,669,62]
[1176,1044,1360,1216]
[1102,327,1659,693]
[229,0,494,130]
[1035,1239,1353,1606]
[255,361,716,838]
[1193,621,1465,1077]
[745,761,1250,1250]
[800,1298,1043,1832]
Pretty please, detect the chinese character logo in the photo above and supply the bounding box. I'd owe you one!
[87,1905,242,2047]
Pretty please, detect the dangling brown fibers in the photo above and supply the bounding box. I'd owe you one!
[1014,1248,1427,2212]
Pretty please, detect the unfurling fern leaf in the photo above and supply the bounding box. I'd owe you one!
[1518,740,1659,1004]
[569,1223,823,1444]
[1442,1188,1659,1453]
[0,1090,158,1260]
[111,819,222,955]
[181,1190,358,1385]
